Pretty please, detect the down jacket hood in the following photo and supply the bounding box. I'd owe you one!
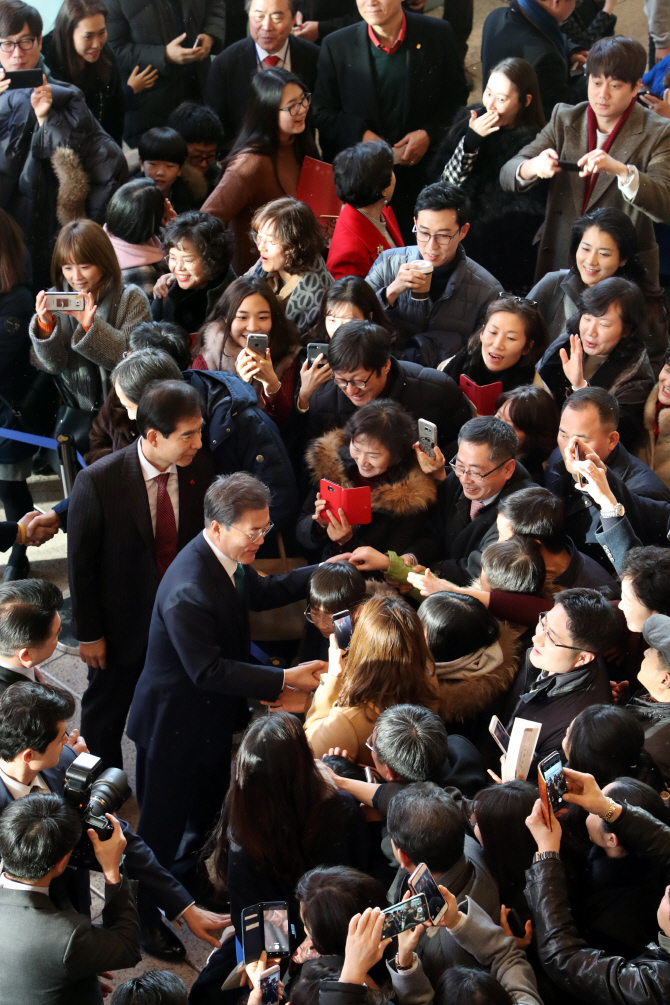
[435,621,519,723]
[305,428,438,517]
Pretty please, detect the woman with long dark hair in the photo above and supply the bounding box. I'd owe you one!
[563,704,666,791]
[206,712,369,943]
[442,294,549,393]
[472,781,538,915]
[530,207,670,354]
[202,68,319,274]
[42,0,157,145]
[194,275,301,428]
[495,385,560,483]
[433,58,547,293]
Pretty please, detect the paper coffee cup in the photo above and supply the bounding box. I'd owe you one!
[410,260,433,300]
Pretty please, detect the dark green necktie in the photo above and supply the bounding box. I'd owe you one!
[233,563,245,601]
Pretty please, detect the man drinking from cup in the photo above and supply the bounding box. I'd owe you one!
[366,182,502,359]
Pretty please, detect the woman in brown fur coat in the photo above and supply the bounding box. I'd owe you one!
[296,399,442,562]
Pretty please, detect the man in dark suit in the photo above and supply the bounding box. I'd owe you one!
[128,472,327,893]
[68,379,213,774]
[313,0,467,239]
[481,0,587,121]
[0,579,66,696]
[205,0,319,149]
[0,791,140,1004]
[503,589,620,761]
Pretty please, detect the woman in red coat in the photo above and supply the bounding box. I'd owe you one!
[327,141,402,280]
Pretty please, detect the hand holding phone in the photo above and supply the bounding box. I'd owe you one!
[538,751,568,829]
[381,892,430,939]
[408,864,448,923]
[418,418,437,459]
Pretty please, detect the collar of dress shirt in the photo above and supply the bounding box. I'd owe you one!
[0,659,34,681]
[0,872,49,895]
[255,38,289,64]
[137,437,177,483]
[202,529,239,582]
[0,765,49,801]
[368,10,406,53]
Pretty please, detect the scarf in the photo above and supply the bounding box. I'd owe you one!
[434,641,504,682]
[582,97,637,212]
[517,0,568,61]
[103,226,164,269]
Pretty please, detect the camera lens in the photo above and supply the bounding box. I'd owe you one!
[88,767,130,819]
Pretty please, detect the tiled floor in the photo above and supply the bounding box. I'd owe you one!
[5,0,655,990]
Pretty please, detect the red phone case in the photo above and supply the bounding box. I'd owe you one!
[320,479,372,525]
[459,375,503,416]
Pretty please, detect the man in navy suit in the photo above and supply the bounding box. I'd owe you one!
[128,472,327,896]
[0,682,230,961]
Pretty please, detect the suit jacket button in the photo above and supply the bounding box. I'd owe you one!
[256,454,264,462]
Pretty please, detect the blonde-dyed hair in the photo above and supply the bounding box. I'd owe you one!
[51,219,123,297]
[337,594,435,716]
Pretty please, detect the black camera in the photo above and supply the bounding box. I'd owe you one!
[64,753,130,863]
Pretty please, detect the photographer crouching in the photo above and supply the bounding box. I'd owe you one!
[0,791,140,1002]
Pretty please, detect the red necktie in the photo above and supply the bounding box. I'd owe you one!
[155,472,178,580]
[264,54,280,66]
[470,499,486,521]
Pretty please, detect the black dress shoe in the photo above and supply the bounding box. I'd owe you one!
[2,557,30,583]
[140,920,186,960]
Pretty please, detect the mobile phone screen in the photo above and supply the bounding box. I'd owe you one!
[490,717,510,753]
[263,907,289,954]
[410,868,446,922]
[540,755,567,813]
[332,611,353,652]
[260,970,280,1005]
[381,893,429,939]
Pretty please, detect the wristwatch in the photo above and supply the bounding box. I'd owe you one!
[533,850,560,863]
[599,502,625,519]
[621,164,637,186]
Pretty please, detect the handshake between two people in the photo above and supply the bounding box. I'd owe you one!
[15,508,61,548]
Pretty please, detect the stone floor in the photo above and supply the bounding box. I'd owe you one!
[5,0,654,991]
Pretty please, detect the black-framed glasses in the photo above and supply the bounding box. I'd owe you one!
[278,92,311,116]
[412,223,459,248]
[498,292,538,307]
[448,455,513,484]
[333,371,374,391]
[0,35,37,51]
[538,612,592,652]
[232,521,274,544]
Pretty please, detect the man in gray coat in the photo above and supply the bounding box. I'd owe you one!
[366,182,502,361]
[500,36,670,285]
[106,0,226,146]
[0,793,140,1004]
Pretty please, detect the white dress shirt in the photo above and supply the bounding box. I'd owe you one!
[0,766,49,801]
[0,658,34,682]
[202,530,239,587]
[137,439,179,536]
[0,873,49,895]
[255,38,291,70]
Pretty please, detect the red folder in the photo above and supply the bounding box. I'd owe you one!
[297,157,342,244]
[459,375,503,416]
[319,479,372,525]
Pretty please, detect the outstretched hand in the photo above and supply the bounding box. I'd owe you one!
[559,333,585,389]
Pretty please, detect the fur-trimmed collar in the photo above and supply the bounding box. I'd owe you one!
[435,621,520,724]
[305,429,438,516]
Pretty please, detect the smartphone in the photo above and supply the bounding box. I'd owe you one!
[572,439,586,488]
[44,293,85,312]
[6,68,43,90]
[408,863,448,923]
[242,902,291,963]
[538,751,568,829]
[459,374,503,416]
[259,965,280,1005]
[418,418,437,459]
[247,334,269,355]
[381,892,429,940]
[319,479,372,526]
[307,342,330,366]
[489,715,510,755]
[364,765,381,784]
[557,160,581,171]
[332,609,353,652]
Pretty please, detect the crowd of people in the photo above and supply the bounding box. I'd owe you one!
[1,0,670,1000]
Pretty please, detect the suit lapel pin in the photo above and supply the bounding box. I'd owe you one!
[190,479,195,485]
[376,244,384,255]
[416,43,421,48]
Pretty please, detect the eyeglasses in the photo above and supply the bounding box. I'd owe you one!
[251,231,281,249]
[448,455,512,484]
[0,35,37,52]
[365,732,376,753]
[412,223,459,248]
[232,521,274,544]
[333,371,374,391]
[538,612,592,653]
[497,292,538,307]
[304,607,334,627]
[278,92,311,117]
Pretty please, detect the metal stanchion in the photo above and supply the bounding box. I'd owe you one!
[57,434,79,497]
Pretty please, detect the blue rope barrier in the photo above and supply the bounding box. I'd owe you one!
[0,427,87,468]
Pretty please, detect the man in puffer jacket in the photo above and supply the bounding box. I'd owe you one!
[525,766,670,1005]
[0,1,127,290]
